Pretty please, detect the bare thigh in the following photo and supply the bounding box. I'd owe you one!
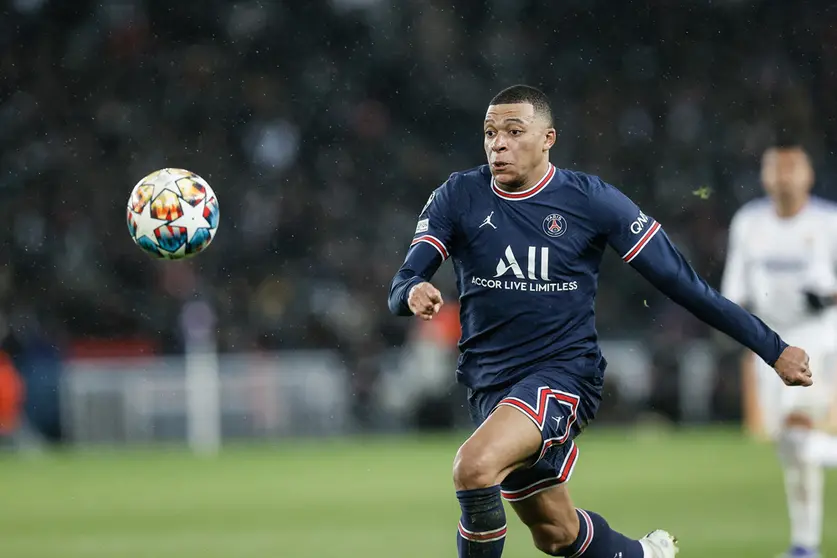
[453,405,543,490]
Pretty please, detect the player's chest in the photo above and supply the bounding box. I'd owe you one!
[744,221,823,271]
[456,201,596,273]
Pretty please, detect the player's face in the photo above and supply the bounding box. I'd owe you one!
[484,103,555,188]
[761,148,814,200]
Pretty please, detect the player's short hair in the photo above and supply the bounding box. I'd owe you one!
[765,136,813,167]
[489,85,553,126]
[769,126,809,152]
[770,138,808,152]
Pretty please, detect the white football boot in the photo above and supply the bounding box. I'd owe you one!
[639,530,679,557]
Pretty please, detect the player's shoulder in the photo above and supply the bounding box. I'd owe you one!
[429,165,492,207]
[809,195,837,215]
[556,168,631,202]
[419,165,489,215]
[804,196,837,232]
[554,168,632,212]
[557,168,606,193]
[731,196,772,223]
[444,164,492,191]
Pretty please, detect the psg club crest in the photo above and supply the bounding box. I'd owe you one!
[543,213,567,238]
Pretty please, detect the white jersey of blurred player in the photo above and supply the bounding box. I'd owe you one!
[723,196,837,436]
[721,144,837,558]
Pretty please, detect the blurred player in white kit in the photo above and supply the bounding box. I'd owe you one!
[722,141,837,558]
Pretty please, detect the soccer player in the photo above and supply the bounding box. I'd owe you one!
[387,85,812,558]
[722,142,837,558]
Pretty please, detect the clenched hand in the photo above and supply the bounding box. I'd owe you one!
[773,346,813,387]
[408,282,444,320]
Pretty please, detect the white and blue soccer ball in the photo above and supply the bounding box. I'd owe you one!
[126,168,220,259]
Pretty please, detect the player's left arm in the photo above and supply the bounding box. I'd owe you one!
[592,179,808,385]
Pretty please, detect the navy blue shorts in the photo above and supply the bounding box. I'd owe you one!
[467,361,604,502]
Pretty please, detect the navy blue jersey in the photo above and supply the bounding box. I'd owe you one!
[388,164,787,391]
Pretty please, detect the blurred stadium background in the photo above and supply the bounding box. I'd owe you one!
[1,0,837,556]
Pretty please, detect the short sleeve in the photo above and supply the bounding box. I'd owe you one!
[590,178,661,263]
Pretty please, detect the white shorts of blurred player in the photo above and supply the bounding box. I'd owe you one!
[755,327,837,440]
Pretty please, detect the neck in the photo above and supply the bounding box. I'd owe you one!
[495,160,551,192]
[773,195,808,219]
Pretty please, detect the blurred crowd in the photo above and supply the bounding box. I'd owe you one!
[1,0,837,418]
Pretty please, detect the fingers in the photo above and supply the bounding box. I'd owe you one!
[792,375,814,387]
[430,291,443,315]
[785,370,813,387]
[802,355,812,379]
[412,299,434,319]
[408,284,444,320]
[776,346,814,387]
[783,376,805,387]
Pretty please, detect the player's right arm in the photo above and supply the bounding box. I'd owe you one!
[388,181,456,319]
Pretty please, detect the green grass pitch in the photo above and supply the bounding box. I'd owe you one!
[1,427,835,557]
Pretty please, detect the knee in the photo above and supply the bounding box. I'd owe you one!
[453,441,502,490]
[530,519,579,556]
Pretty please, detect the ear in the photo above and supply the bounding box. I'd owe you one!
[544,128,556,152]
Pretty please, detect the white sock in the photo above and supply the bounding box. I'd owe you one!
[805,430,837,467]
[780,429,824,550]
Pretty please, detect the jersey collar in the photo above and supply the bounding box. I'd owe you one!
[491,164,556,201]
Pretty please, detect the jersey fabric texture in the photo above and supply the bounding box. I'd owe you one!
[390,164,787,392]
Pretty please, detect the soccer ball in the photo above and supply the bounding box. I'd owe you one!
[126,168,220,259]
